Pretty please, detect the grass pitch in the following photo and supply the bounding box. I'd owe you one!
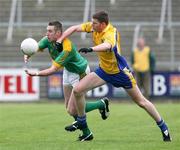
[0,101,180,150]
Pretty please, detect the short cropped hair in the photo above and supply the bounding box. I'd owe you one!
[48,21,62,32]
[93,11,109,25]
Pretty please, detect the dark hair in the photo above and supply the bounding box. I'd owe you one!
[93,11,109,25]
[48,21,62,32]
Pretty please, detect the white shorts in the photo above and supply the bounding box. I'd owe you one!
[63,65,90,87]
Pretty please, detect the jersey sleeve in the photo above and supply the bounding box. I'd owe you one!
[52,50,70,68]
[81,22,93,33]
[62,38,72,52]
[52,60,63,69]
[38,36,48,51]
[52,38,72,68]
[103,31,116,47]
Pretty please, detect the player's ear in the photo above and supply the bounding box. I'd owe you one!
[56,30,62,36]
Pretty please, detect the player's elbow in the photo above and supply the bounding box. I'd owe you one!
[136,98,150,109]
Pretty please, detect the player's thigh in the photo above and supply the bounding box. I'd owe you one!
[74,72,106,93]
[63,85,73,108]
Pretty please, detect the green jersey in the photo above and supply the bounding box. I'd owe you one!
[38,36,88,75]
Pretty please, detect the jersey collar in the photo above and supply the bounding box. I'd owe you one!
[102,23,111,33]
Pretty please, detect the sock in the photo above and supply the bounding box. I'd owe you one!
[85,100,104,113]
[77,115,87,128]
[77,115,91,135]
[82,127,91,136]
[73,115,77,121]
[157,119,168,132]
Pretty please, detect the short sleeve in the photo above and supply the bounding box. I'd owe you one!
[63,38,72,52]
[81,22,93,33]
[38,36,48,51]
[103,32,116,47]
[52,60,63,69]
[54,50,70,67]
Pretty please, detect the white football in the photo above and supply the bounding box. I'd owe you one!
[20,38,38,56]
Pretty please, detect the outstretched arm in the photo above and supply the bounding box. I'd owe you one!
[91,43,111,52]
[57,24,82,43]
[79,42,112,53]
[25,65,60,76]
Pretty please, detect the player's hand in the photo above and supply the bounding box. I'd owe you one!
[55,42,63,53]
[78,47,93,53]
[24,55,30,63]
[25,69,39,76]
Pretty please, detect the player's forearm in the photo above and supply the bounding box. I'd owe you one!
[38,65,59,76]
[91,43,111,52]
[57,25,82,43]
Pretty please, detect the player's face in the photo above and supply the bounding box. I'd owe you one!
[46,26,60,42]
[137,38,145,49]
[92,19,104,32]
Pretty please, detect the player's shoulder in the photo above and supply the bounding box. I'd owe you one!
[38,36,49,45]
[40,36,48,41]
[63,38,71,43]
[63,38,73,47]
[62,38,73,52]
[144,46,150,52]
[103,24,117,36]
[38,36,49,50]
[103,26,116,40]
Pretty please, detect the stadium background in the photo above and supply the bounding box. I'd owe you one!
[0,0,180,101]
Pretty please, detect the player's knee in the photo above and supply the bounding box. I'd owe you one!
[136,97,149,109]
[137,100,146,108]
[73,86,83,97]
[131,94,148,108]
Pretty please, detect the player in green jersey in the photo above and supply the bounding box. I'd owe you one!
[24,21,109,141]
